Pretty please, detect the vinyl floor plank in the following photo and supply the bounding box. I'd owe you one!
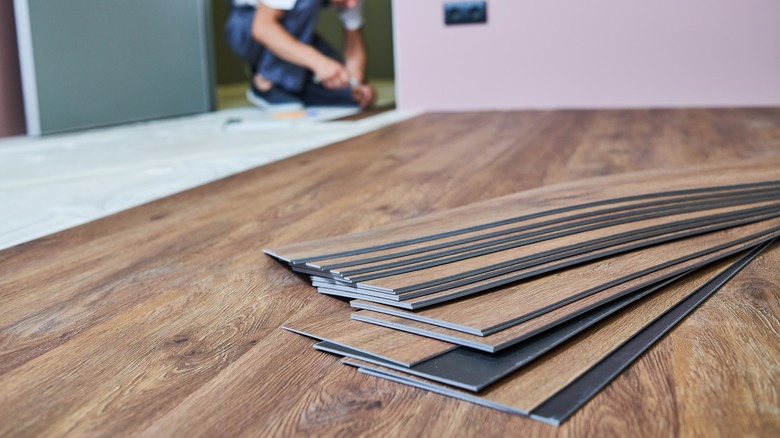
[341,240,768,422]
[313,274,678,392]
[265,161,780,264]
[348,219,780,334]
[319,250,748,392]
[354,201,780,290]
[348,208,780,296]
[350,228,780,351]
[329,216,780,308]
[290,238,759,372]
[325,189,780,276]
[281,313,455,367]
[378,216,780,306]
[308,186,780,272]
[315,219,745,304]
[316,218,753,307]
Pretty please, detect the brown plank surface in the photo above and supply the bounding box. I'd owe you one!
[341,254,731,412]
[338,216,780,309]
[325,189,780,275]
[283,312,455,366]
[1,109,780,437]
[348,241,780,421]
[349,230,777,352]
[349,220,780,336]
[268,160,780,263]
[303,178,780,273]
[350,201,780,289]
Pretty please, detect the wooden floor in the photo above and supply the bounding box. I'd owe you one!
[1,109,779,436]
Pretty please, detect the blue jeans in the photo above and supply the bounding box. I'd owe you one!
[224,5,357,107]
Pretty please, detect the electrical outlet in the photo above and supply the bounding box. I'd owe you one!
[444,1,487,25]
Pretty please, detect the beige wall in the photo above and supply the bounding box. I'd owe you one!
[0,0,25,137]
[394,0,780,111]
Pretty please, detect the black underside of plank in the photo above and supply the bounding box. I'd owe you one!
[314,271,685,392]
[528,238,774,425]
[343,240,769,425]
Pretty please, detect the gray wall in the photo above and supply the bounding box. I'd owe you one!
[17,0,214,135]
[211,0,394,85]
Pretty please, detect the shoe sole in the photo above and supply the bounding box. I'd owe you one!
[245,89,304,113]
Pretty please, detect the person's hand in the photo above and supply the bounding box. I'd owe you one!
[352,84,376,109]
[313,57,350,89]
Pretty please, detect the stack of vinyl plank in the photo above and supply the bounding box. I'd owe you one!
[265,160,780,425]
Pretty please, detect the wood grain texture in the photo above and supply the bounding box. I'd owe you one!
[334,198,780,278]
[339,251,760,415]
[2,109,780,437]
[349,219,780,335]
[268,161,780,264]
[315,250,755,393]
[353,202,780,290]
[349,229,776,352]
[322,216,780,309]
[309,187,780,273]
[282,312,455,366]
[342,201,780,284]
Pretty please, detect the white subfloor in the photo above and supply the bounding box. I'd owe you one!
[0,81,417,250]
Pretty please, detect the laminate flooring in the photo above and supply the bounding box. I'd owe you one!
[266,160,780,264]
[349,228,776,353]
[312,265,706,391]
[320,216,780,309]
[282,312,455,366]
[340,240,767,422]
[323,191,780,278]
[348,219,780,335]
[4,109,780,437]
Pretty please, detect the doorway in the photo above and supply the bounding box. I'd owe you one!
[209,0,396,111]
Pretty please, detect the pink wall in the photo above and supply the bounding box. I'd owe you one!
[393,0,780,111]
[0,0,25,136]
